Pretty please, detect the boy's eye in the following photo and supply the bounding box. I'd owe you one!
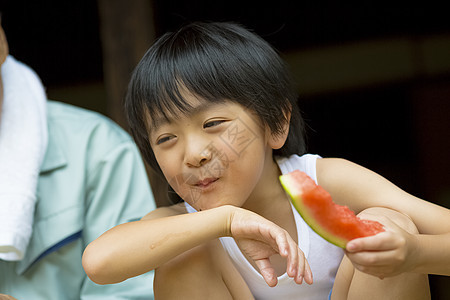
[156,135,174,145]
[203,120,225,129]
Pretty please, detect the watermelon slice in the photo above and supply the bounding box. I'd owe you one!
[279,170,384,248]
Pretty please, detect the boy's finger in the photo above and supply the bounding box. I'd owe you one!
[255,258,278,287]
[347,249,398,267]
[304,257,313,285]
[286,240,300,278]
[346,231,394,252]
[275,232,290,257]
[293,249,304,284]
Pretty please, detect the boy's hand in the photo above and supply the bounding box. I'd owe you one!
[345,213,418,279]
[228,207,313,287]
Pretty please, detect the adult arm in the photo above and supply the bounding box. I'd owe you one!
[79,124,157,298]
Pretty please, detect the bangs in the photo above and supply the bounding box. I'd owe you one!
[137,29,258,128]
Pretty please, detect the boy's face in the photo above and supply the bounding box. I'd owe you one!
[147,93,285,211]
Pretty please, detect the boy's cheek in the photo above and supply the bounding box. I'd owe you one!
[218,118,258,157]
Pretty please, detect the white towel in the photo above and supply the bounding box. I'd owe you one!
[0,55,48,261]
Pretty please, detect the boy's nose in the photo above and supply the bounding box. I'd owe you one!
[184,142,212,167]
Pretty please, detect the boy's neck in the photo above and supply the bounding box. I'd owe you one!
[241,154,299,276]
[242,154,295,227]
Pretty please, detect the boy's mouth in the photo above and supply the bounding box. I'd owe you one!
[195,177,218,188]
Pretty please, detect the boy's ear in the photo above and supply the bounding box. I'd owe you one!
[268,110,291,150]
[0,24,9,66]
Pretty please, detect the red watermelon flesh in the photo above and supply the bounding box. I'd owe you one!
[279,170,384,248]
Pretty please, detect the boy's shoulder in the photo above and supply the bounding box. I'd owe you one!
[141,203,187,221]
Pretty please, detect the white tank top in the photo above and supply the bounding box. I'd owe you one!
[185,154,344,299]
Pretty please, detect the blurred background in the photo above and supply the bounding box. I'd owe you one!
[1,0,449,298]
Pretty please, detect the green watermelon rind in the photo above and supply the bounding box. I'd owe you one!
[280,174,348,248]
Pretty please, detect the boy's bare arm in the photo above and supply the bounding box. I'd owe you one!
[82,205,232,284]
[317,157,450,277]
[82,204,311,286]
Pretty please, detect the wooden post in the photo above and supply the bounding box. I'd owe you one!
[97,0,170,207]
[97,0,154,128]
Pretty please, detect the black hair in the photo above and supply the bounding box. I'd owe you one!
[125,21,306,176]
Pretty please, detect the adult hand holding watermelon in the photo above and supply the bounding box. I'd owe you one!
[279,170,385,249]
